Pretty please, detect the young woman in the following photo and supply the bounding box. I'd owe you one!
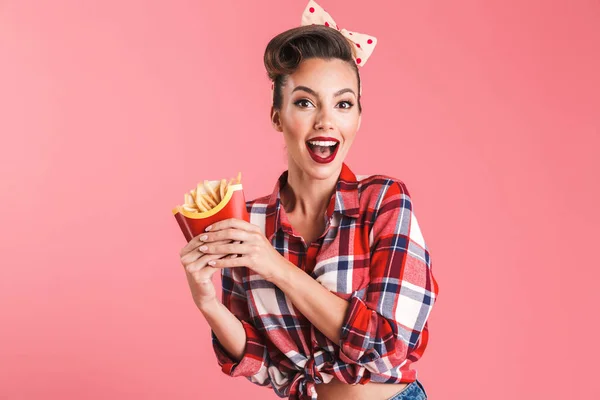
[178,5,439,399]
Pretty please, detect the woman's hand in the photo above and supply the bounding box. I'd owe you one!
[179,234,237,309]
[198,218,284,282]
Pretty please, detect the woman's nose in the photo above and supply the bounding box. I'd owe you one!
[314,110,334,131]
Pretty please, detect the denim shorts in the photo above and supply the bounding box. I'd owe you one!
[385,379,428,400]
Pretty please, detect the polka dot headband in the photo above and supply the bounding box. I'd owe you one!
[270,0,377,96]
[301,0,377,67]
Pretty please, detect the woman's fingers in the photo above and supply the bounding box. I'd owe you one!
[180,239,232,265]
[180,234,247,269]
[203,240,253,256]
[205,218,262,234]
[200,228,255,244]
[227,241,243,258]
[179,233,207,257]
[185,252,228,274]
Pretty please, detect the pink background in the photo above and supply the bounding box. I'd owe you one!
[1,0,599,398]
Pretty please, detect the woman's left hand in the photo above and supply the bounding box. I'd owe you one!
[198,218,284,282]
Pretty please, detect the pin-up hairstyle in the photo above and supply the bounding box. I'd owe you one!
[264,25,362,114]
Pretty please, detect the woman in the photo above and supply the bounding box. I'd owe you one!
[178,5,439,400]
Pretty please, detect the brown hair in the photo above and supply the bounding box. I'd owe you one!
[264,25,362,114]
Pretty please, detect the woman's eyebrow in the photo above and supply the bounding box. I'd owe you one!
[292,86,356,97]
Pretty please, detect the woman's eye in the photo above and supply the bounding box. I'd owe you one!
[338,101,354,109]
[295,99,313,108]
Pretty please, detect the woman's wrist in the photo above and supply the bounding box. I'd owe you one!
[196,296,220,313]
[267,257,294,287]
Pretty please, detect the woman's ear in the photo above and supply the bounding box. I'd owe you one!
[271,106,283,132]
[357,113,362,132]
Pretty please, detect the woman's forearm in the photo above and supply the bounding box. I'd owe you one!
[269,258,350,344]
[199,298,246,362]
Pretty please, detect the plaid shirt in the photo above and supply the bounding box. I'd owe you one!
[211,162,439,399]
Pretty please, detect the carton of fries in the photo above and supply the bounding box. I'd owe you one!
[172,172,250,242]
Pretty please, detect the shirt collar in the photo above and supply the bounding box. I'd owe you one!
[266,162,360,240]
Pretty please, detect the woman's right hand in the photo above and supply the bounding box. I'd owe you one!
[179,234,239,310]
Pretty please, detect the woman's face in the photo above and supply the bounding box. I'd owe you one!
[271,58,361,181]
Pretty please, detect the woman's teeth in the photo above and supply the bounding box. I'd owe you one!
[308,140,337,146]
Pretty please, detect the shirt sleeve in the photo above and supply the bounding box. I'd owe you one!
[211,265,273,387]
[338,180,439,374]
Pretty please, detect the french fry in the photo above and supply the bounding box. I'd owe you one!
[184,191,199,212]
[193,190,211,212]
[182,204,199,213]
[219,179,227,200]
[203,180,220,205]
[196,197,209,212]
[236,171,242,184]
[197,203,208,212]
[200,193,215,209]
[197,183,217,208]
[202,192,218,208]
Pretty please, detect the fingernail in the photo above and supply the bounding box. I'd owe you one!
[205,225,212,231]
[200,235,208,241]
[199,245,208,251]
[208,261,216,266]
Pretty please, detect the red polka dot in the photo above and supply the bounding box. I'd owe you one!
[356,58,361,64]
[325,22,329,27]
[356,43,361,48]
[309,7,314,13]
[271,83,274,90]
[349,32,353,35]
[367,39,373,44]
[336,24,339,29]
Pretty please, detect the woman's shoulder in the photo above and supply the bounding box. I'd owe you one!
[355,173,411,200]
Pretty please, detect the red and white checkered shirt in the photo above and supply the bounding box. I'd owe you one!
[211,162,439,399]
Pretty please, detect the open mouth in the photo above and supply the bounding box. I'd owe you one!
[305,138,340,163]
[306,142,340,158]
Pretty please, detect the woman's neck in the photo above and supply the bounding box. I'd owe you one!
[281,163,340,219]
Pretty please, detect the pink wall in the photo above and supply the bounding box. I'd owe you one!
[1,0,598,398]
